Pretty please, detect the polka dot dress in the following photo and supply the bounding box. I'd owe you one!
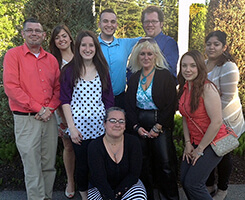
[68,74,105,140]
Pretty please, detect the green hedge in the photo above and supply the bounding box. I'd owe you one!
[173,114,245,157]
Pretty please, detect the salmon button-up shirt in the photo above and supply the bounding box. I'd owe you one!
[3,43,60,113]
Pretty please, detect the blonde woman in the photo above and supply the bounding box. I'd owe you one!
[125,38,179,199]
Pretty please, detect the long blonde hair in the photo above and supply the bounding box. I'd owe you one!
[128,38,169,73]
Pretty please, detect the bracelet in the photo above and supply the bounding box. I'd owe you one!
[197,151,204,156]
[152,125,162,133]
[39,107,46,116]
[185,140,191,144]
[133,124,141,132]
[68,124,76,129]
[152,126,160,133]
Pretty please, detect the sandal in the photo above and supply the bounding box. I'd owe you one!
[65,184,75,199]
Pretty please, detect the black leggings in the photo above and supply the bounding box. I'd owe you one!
[72,139,93,191]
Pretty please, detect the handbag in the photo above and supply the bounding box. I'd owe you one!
[137,108,157,131]
[211,126,239,156]
[182,104,239,157]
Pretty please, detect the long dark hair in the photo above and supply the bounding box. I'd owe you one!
[72,30,109,91]
[178,50,209,113]
[205,30,235,66]
[49,25,74,68]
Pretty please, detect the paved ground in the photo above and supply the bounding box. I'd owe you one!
[1,185,245,200]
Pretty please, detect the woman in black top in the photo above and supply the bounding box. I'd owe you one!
[125,38,179,200]
[88,107,147,200]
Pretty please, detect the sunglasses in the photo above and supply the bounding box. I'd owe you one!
[138,37,156,44]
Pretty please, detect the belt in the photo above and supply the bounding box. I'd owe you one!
[13,111,37,116]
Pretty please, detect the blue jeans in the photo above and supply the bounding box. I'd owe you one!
[181,145,222,200]
[206,153,232,190]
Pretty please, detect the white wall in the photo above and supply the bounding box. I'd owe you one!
[177,0,206,72]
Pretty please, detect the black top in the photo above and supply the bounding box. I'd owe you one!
[88,133,142,200]
[125,68,177,130]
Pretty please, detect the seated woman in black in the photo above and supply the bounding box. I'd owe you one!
[88,107,147,200]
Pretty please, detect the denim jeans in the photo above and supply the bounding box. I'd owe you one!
[181,145,222,200]
[206,153,232,190]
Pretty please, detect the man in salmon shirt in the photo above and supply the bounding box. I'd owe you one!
[3,18,60,200]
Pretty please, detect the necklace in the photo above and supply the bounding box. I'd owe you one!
[110,146,121,163]
[140,67,155,85]
[104,136,123,163]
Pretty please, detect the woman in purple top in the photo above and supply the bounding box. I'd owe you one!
[60,30,114,199]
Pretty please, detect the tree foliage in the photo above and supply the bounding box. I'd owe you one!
[94,0,145,38]
[159,0,179,41]
[206,0,245,111]
[0,0,95,139]
[189,3,207,52]
[0,0,26,57]
[23,0,95,50]
[94,0,178,40]
[141,0,179,40]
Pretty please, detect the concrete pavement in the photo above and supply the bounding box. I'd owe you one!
[1,185,245,200]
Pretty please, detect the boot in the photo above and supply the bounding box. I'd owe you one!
[206,184,217,196]
[79,191,88,200]
[212,189,227,200]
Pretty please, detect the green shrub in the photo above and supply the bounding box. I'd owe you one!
[173,114,184,158]
[0,86,14,141]
[0,140,17,164]
[234,133,245,157]
[173,113,245,158]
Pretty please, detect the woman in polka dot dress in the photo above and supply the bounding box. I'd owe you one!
[60,30,114,199]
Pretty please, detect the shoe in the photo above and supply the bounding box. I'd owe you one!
[65,184,75,199]
[79,191,88,200]
[213,189,227,200]
[206,184,217,197]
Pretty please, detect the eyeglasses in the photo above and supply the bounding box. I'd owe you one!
[143,20,160,25]
[138,37,156,44]
[24,29,44,34]
[107,118,125,124]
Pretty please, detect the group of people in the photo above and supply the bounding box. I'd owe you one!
[178,31,245,200]
[2,5,244,200]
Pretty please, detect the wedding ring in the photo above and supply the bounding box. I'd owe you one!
[47,118,50,121]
